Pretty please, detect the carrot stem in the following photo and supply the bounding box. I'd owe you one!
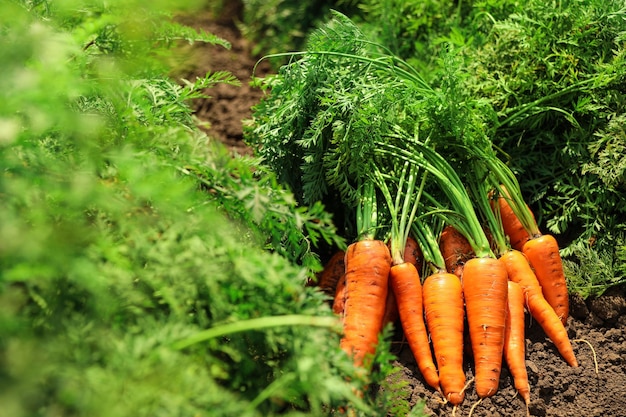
[377,135,493,259]
[172,315,340,350]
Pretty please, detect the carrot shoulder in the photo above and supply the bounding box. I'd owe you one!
[504,280,531,408]
[423,271,466,405]
[522,234,569,325]
[462,257,508,398]
[340,239,391,368]
[500,249,578,367]
[390,262,440,391]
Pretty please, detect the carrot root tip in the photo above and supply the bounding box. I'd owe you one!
[468,398,483,417]
[573,338,598,375]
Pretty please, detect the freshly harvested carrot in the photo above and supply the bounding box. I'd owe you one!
[491,186,538,251]
[423,271,466,405]
[390,262,440,391]
[383,236,422,326]
[504,280,531,409]
[500,249,578,367]
[462,257,508,398]
[332,273,346,315]
[340,239,392,367]
[439,225,475,278]
[522,234,569,325]
[495,194,535,251]
[403,235,424,273]
[316,250,346,296]
[382,281,399,326]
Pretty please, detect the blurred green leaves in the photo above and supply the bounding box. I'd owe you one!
[0,1,375,416]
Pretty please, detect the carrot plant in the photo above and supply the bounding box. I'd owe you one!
[248,12,433,234]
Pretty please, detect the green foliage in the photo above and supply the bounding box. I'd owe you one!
[457,0,626,267]
[246,12,434,240]
[239,0,331,58]
[563,234,626,298]
[0,1,393,416]
[370,327,429,416]
[238,0,361,65]
[351,0,626,295]
[358,0,465,72]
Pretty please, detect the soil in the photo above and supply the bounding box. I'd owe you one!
[180,7,626,417]
[176,3,272,156]
[393,287,626,417]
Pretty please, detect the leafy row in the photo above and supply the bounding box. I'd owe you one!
[0,2,399,416]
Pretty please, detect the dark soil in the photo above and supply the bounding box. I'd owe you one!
[176,4,272,156]
[181,7,626,417]
[394,287,626,417]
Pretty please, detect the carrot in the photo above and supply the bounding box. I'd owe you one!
[403,235,424,273]
[383,236,423,326]
[494,193,535,251]
[340,239,391,367]
[316,250,346,296]
[390,262,440,391]
[462,256,509,398]
[439,225,475,278]
[382,282,399,326]
[332,273,346,315]
[490,184,538,252]
[503,280,531,410]
[500,249,578,367]
[522,234,569,325]
[422,271,466,405]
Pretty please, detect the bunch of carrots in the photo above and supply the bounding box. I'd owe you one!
[248,18,580,414]
[313,140,579,415]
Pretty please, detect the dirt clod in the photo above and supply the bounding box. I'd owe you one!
[589,288,626,323]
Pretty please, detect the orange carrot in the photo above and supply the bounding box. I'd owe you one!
[495,193,535,251]
[403,235,424,273]
[504,280,531,408]
[522,234,569,325]
[340,239,391,367]
[316,250,346,296]
[382,284,399,326]
[500,249,578,367]
[390,261,440,391]
[383,237,423,326]
[332,273,346,315]
[462,257,508,398]
[439,225,475,278]
[423,271,466,405]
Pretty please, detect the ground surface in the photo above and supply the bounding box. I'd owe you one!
[177,5,271,156]
[181,8,626,417]
[394,289,626,417]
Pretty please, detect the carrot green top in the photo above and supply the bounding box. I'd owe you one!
[377,134,494,259]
